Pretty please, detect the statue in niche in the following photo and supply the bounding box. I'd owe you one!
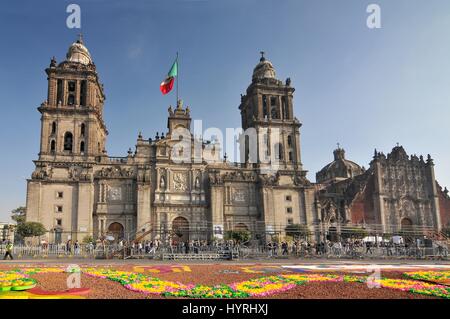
[160,176,166,189]
[195,176,201,189]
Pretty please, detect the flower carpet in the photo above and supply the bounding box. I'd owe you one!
[78,268,450,299]
[404,271,450,286]
[0,266,449,299]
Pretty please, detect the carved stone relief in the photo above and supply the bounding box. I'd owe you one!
[232,188,248,203]
[173,172,188,191]
[108,186,122,201]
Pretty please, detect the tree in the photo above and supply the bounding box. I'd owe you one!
[82,235,94,244]
[16,222,47,238]
[224,230,251,244]
[11,206,26,224]
[285,224,309,240]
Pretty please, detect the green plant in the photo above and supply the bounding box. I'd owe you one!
[11,206,26,224]
[82,235,94,244]
[224,230,251,243]
[16,222,46,238]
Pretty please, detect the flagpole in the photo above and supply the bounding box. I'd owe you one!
[176,52,179,106]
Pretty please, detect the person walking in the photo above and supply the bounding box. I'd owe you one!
[365,241,373,254]
[282,242,288,255]
[149,241,156,254]
[66,239,72,255]
[3,241,13,260]
[267,242,273,257]
[74,240,80,255]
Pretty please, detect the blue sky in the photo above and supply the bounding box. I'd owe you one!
[0,0,449,221]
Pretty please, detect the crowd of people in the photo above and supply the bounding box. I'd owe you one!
[264,238,449,258]
[121,239,237,256]
[2,236,448,259]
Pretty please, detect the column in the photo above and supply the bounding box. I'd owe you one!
[278,95,283,120]
[374,161,386,233]
[426,162,442,230]
[211,185,225,240]
[76,80,81,106]
[62,80,67,106]
[256,95,263,119]
[295,127,301,167]
[48,77,57,105]
[137,178,152,239]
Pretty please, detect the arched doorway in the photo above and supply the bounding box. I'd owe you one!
[54,229,62,244]
[401,218,413,228]
[108,222,124,242]
[172,217,189,244]
[400,218,414,244]
[327,226,338,242]
[234,223,249,231]
[63,132,73,152]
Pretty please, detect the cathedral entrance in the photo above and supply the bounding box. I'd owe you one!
[107,222,124,242]
[401,218,413,228]
[400,218,414,244]
[172,217,189,244]
[54,229,62,244]
[327,226,338,242]
[234,223,249,231]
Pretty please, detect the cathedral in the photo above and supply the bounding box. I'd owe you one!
[25,37,450,244]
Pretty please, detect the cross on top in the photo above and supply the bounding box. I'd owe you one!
[260,51,266,61]
[78,33,84,44]
[337,142,341,149]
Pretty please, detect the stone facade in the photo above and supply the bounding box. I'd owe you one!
[25,39,450,244]
[316,146,450,241]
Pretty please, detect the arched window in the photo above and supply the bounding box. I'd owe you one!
[80,123,85,136]
[67,81,76,106]
[289,151,293,162]
[68,94,75,106]
[245,135,250,161]
[274,143,283,160]
[270,97,279,119]
[51,122,56,135]
[282,96,289,119]
[50,140,56,153]
[80,141,85,153]
[56,79,63,105]
[63,132,73,152]
[287,135,292,147]
[262,95,268,118]
[271,106,279,119]
[80,80,87,106]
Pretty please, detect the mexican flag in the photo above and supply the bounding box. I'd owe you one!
[160,59,178,95]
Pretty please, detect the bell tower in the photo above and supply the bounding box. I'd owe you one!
[239,52,303,171]
[38,35,107,162]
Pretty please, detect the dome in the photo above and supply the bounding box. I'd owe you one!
[66,36,92,65]
[316,147,363,184]
[252,52,276,81]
